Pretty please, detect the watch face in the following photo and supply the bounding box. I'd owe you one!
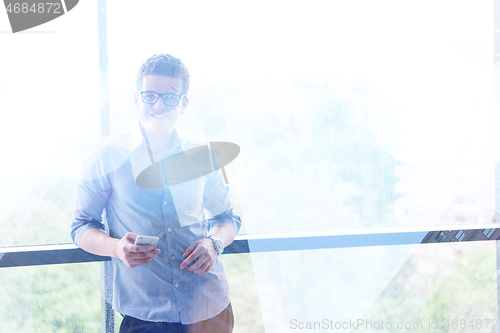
[210,236,223,255]
[215,240,223,253]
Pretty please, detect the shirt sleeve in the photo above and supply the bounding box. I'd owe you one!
[71,143,112,247]
[203,169,242,235]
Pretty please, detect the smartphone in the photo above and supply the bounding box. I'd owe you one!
[134,235,159,250]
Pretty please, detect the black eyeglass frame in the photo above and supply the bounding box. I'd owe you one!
[139,91,186,107]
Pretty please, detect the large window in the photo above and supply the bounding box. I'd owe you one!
[0,1,497,332]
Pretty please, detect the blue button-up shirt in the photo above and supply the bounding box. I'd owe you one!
[71,126,241,324]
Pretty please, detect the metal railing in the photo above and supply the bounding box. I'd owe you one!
[2,224,499,268]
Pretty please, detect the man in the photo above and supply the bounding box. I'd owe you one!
[71,53,241,333]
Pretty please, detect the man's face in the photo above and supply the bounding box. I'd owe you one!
[135,75,187,132]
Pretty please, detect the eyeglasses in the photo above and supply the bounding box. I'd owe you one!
[140,91,185,106]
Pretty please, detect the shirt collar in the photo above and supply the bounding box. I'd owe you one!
[130,123,184,154]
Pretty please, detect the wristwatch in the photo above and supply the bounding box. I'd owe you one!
[207,235,224,256]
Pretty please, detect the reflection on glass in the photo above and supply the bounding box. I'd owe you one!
[0,0,495,332]
[250,242,496,332]
[0,263,102,332]
[354,242,496,332]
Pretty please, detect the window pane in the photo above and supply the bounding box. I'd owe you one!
[249,242,496,332]
[0,263,102,332]
[0,1,100,247]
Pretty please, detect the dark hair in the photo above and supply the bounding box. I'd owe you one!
[136,53,190,95]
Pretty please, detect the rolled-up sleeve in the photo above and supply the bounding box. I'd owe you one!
[71,144,111,247]
[203,169,242,235]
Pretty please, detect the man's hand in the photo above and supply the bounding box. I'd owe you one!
[114,232,161,268]
[180,238,217,276]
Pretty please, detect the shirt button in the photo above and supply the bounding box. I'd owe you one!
[168,228,172,232]
[163,201,168,205]
[174,283,179,288]
[171,256,175,261]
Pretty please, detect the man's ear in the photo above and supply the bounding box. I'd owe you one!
[180,97,189,115]
[134,92,139,110]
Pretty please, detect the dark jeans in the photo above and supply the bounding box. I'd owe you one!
[119,304,234,333]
